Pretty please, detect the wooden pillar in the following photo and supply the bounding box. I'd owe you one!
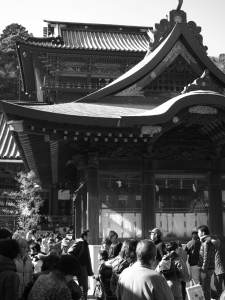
[51,187,58,215]
[141,161,156,238]
[75,194,82,239]
[87,169,99,244]
[208,160,223,236]
[82,182,87,230]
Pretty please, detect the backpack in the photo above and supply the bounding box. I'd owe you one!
[155,253,179,280]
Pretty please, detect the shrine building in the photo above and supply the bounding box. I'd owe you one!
[1,1,225,244]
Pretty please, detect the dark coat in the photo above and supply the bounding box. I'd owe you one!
[185,238,201,266]
[198,235,217,272]
[0,255,20,300]
[155,238,166,262]
[68,238,93,276]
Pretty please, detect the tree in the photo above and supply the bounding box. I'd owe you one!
[3,170,49,236]
[0,23,32,100]
[210,54,225,74]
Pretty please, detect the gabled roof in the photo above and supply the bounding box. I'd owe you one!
[77,22,225,103]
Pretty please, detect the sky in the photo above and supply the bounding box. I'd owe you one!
[0,0,225,57]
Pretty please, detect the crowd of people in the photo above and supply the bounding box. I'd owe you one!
[96,227,225,300]
[0,225,225,300]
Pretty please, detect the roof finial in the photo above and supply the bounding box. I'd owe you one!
[176,0,183,11]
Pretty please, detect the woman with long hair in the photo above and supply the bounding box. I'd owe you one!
[110,238,138,296]
[101,231,122,259]
[158,241,190,300]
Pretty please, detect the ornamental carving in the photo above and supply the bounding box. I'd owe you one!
[180,114,219,126]
[182,69,224,94]
[103,146,142,159]
[66,154,86,170]
[163,41,196,64]
[189,106,218,115]
[188,21,208,52]
[173,117,179,123]
[116,84,143,96]
[88,152,99,168]
[141,126,162,136]
[144,145,212,160]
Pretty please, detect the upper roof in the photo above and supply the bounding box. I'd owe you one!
[23,20,151,52]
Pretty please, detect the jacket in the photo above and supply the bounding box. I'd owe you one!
[0,255,20,300]
[116,261,174,300]
[185,238,201,266]
[28,271,71,300]
[164,252,190,299]
[198,235,217,272]
[210,235,225,276]
[110,255,135,296]
[154,239,166,263]
[14,253,33,298]
[68,238,93,276]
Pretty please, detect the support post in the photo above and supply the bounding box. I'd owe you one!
[141,161,156,238]
[87,169,99,244]
[208,161,223,236]
[75,194,82,239]
[82,182,87,231]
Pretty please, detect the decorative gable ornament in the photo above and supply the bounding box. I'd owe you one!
[163,41,196,64]
[182,69,224,94]
[141,126,162,136]
[147,0,207,52]
[189,106,218,115]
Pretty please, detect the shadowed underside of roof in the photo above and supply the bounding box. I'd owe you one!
[0,114,21,159]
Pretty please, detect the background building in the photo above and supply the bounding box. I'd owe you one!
[1,2,225,243]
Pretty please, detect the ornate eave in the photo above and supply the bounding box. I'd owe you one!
[77,23,225,103]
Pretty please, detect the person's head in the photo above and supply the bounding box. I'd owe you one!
[108,230,118,243]
[149,228,162,242]
[81,229,90,241]
[0,228,12,241]
[191,231,199,240]
[17,238,29,257]
[30,242,41,254]
[49,245,61,257]
[198,225,210,238]
[166,241,179,253]
[63,228,67,233]
[0,239,20,259]
[136,239,156,266]
[58,254,81,282]
[98,250,108,261]
[41,255,60,272]
[120,239,138,260]
[44,232,50,238]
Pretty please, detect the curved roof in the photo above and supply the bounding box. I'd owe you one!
[77,23,225,103]
[1,92,225,127]
[22,31,149,52]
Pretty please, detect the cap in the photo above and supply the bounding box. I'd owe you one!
[149,228,162,237]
